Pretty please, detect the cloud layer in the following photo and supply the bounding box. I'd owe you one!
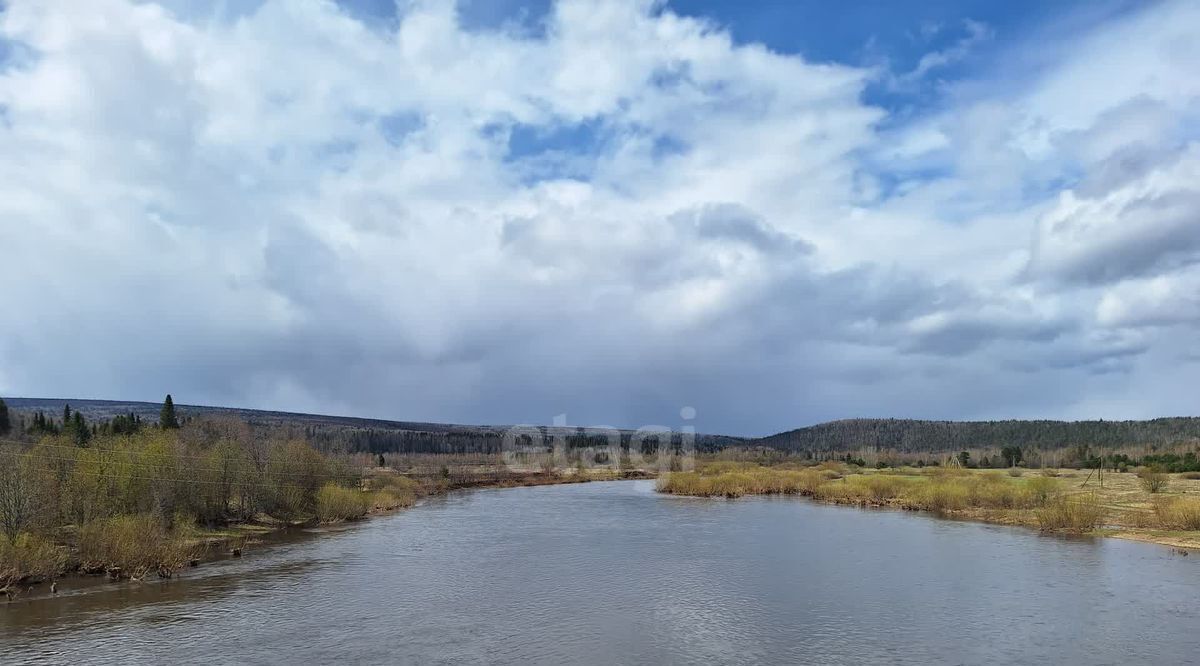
[1,0,1199,435]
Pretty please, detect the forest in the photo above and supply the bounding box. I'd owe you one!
[755,418,1200,458]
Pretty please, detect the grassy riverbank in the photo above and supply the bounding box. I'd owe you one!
[658,461,1200,549]
[1,462,640,596]
[1,418,646,596]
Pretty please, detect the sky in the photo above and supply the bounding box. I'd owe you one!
[1,0,1199,436]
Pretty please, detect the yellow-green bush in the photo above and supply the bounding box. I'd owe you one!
[904,480,970,512]
[1023,477,1060,506]
[964,474,1023,509]
[77,514,194,577]
[0,534,67,586]
[811,480,867,503]
[657,468,821,498]
[368,474,423,510]
[698,461,756,476]
[924,466,971,479]
[315,483,372,522]
[1034,494,1105,532]
[845,475,913,501]
[813,461,849,476]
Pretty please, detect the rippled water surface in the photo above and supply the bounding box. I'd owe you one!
[3,480,1199,664]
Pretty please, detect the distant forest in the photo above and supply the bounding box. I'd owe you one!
[755,418,1200,453]
[5,399,1200,458]
[0,398,745,456]
[305,426,744,456]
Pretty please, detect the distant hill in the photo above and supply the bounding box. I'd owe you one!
[7,398,1199,455]
[1,397,746,455]
[751,418,1200,453]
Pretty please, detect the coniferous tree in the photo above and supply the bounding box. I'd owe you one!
[0,398,10,437]
[160,394,180,429]
[72,411,90,446]
[63,403,71,431]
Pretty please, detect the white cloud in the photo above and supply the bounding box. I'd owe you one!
[1097,266,1200,328]
[894,18,992,87]
[1026,145,1200,285]
[1,0,1199,433]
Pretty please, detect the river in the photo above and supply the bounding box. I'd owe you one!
[2,480,1198,664]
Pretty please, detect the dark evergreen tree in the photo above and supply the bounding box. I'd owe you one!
[63,403,71,430]
[160,394,180,429]
[0,397,10,437]
[70,411,90,446]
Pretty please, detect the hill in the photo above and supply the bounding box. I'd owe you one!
[751,418,1200,453]
[7,398,1200,456]
[0,397,746,455]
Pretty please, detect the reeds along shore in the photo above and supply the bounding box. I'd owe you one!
[657,461,1200,541]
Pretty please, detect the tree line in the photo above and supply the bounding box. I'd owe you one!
[755,418,1200,454]
[3,394,182,448]
[0,396,364,585]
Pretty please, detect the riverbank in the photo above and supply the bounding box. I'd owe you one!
[657,462,1200,550]
[187,468,648,571]
[2,467,652,600]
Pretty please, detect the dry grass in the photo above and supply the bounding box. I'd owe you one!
[1035,494,1106,532]
[659,465,1055,513]
[655,463,1200,539]
[1153,497,1200,530]
[849,474,915,501]
[77,515,196,578]
[368,474,424,511]
[903,480,970,512]
[657,468,824,498]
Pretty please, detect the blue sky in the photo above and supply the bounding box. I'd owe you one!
[2,0,1199,435]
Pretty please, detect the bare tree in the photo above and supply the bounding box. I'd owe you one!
[0,447,35,542]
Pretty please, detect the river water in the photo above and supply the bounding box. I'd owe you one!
[2,480,1198,665]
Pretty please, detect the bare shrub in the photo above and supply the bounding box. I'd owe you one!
[1137,468,1170,494]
